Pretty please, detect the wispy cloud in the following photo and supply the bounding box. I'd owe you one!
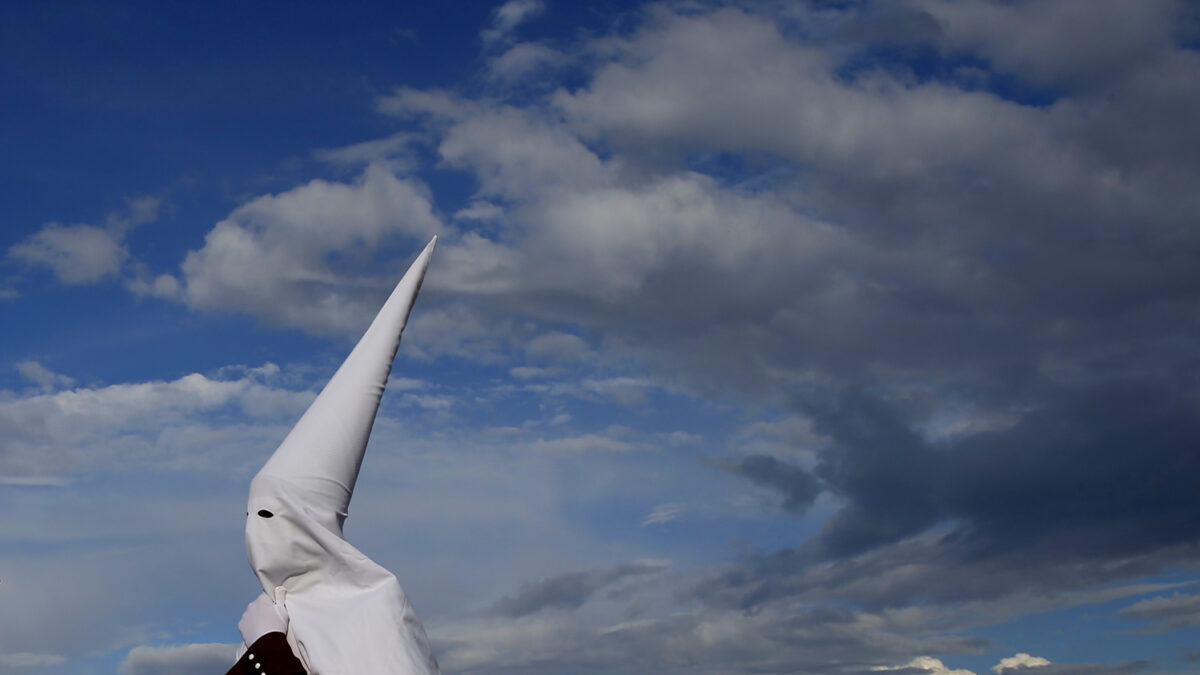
[0,652,68,668]
[0,474,72,487]
[641,503,684,526]
[1120,591,1200,633]
[0,368,310,476]
[481,0,545,47]
[15,360,75,393]
[490,560,669,617]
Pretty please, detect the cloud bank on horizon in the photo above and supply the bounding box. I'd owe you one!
[3,0,1200,673]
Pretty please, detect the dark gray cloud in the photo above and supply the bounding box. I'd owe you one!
[376,3,1200,668]
[490,561,668,617]
[813,381,1200,562]
[477,1,1200,627]
[693,380,1200,613]
[717,454,822,514]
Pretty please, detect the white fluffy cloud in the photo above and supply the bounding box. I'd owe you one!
[993,652,1052,672]
[553,7,1047,182]
[386,93,846,316]
[363,0,1200,412]
[0,366,308,477]
[876,656,976,675]
[177,163,443,334]
[119,643,236,675]
[9,223,128,284]
[9,194,162,285]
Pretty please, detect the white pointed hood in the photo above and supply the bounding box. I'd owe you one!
[245,236,440,675]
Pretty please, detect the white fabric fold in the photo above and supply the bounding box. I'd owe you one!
[244,236,440,675]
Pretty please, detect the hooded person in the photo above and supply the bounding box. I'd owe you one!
[230,237,441,675]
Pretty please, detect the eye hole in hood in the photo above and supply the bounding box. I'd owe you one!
[257,509,275,518]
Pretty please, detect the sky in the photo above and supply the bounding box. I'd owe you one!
[2,0,1200,673]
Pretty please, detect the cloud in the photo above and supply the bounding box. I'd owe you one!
[392,95,610,199]
[375,10,1200,640]
[871,654,1133,675]
[686,384,1200,619]
[9,194,162,285]
[9,223,128,284]
[46,2,1200,672]
[438,598,989,675]
[509,366,560,380]
[0,474,72,486]
[994,653,1052,673]
[528,433,638,454]
[525,332,592,363]
[0,366,310,477]
[717,455,822,515]
[315,132,419,172]
[482,0,545,47]
[119,643,236,675]
[641,502,684,526]
[912,0,1181,88]
[452,200,504,223]
[126,271,182,300]
[992,665,1148,675]
[580,376,655,406]
[14,361,75,393]
[176,163,442,335]
[488,42,565,84]
[1118,590,1200,632]
[491,560,669,617]
[554,6,1050,183]
[0,512,249,664]
[106,194,163,234]
[875,656,976,675]
[0,652,68,668]
[0,365,642,672]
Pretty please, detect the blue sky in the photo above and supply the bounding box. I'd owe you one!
[3,1,1200,674]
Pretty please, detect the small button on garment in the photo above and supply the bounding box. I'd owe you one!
[255,664,261,670]
[248,654,255,660]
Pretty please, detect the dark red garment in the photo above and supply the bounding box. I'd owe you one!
[225,632,306,675]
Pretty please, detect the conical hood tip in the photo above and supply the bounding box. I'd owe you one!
[251,236,439,516]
